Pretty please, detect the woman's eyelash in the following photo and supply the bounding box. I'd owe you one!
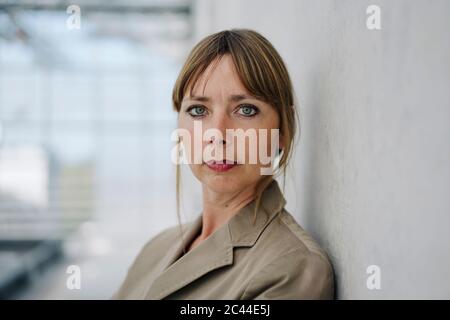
[237,104,260,116]
[185,105,207,117]
[185,104,260,117]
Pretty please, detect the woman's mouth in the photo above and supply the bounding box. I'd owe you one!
[205,160,239,172]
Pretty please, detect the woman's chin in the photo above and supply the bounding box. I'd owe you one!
[202,175,243,193]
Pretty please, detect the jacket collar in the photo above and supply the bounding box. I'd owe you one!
[145,178,286,299]
[228,178,286,247]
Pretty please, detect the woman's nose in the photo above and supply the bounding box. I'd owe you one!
[207,112,232,145]
[208,135,226,146]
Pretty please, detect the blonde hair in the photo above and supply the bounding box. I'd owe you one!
[172,29,299,252]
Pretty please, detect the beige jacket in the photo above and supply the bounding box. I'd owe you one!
[112,179,334,300]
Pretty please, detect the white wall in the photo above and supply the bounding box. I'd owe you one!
[192,0,450,298]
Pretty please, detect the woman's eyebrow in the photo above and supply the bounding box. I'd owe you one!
[183,94,256,103]
[229,94,255,102]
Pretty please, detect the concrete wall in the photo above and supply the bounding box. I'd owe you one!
[192,0,450,298]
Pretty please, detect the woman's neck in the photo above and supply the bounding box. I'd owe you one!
[200,184,257,239]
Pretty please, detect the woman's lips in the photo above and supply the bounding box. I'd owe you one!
[205,160,239,172]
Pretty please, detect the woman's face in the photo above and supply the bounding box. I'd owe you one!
[178,54,281,194]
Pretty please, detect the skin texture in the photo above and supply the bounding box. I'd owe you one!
[178,54,282,252]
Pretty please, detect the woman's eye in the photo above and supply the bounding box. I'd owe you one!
[187,105,207,117]
[237,104,259,117]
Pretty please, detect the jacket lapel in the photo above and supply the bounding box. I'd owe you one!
[144,214,233,299]
[145,179,286,299]
[228,179,286,248]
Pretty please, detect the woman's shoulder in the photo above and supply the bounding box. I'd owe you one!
[137,222,188,257]
[242,209,335,299]
[276,209,330,258]
[111,222,193,299]
[259,208,334,276]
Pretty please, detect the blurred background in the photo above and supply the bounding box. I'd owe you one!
[0,0,193,299]
[0,0,449,299]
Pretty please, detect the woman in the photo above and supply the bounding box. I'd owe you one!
[112,29,334,300]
